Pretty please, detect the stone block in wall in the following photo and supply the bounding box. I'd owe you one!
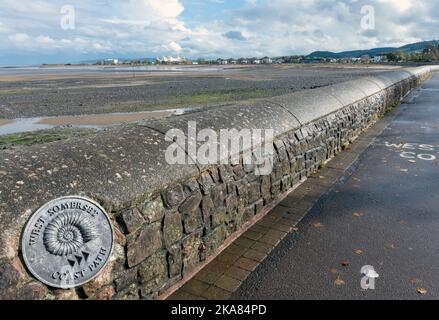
[281,175,291,192]
[178,191,202,214]
[211,208,228,228]
[163,184,185,209]
[167,244,182,279]
[127,222,162,267]
[219,165,234,183]
[114,268,138,293]
[276,144,289,170]
[182,208,203,234]
[243,204,256,222]
[270,180,281,198]
[83,244,125,297]
[163,212,183,248]
[261,175,271,197]
[91,285,115,300]
[208,167,220,183]
[184,177,200,193]
[225,194,238,214]
[236,180,247,198]
[296,155,304,172]
[113,284,140,300]
[211,184,227,208]
[248,181,261,204]
[203,225,227,257]
[140,196,165,224]
[0,258,27,298]
[255,199,264,214]
[234,199,246,229]
[11,281,48,300]
[232,164,246,180]
[198,171,215,195]
[138,251,168,295]
[120,208,145,234]
[226,180,237,195]
[201,196,214,226]
[182,232,204,276]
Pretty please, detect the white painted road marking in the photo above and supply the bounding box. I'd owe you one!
[382,141,438,162]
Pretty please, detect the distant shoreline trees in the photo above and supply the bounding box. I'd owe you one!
[386,44,439,63]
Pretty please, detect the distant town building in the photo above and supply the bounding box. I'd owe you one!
[217,59,228,65]
[360,54,371,63]
[262,57,272,64]
[102,58,119,65]
[157,56,186,64]
[372,55,388,63]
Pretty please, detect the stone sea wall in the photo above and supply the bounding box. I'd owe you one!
[0,66,438,300]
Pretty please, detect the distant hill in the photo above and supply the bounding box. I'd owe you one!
[307,40,439,59]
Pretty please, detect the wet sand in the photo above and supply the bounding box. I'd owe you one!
[37,110,173,126]
[0,119,14,126]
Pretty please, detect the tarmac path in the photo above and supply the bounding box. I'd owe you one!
[234,74,439,300]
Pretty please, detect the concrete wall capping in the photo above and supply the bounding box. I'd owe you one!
[0,66,438,300]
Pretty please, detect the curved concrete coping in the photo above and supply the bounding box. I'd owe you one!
[344,78,383,97]
[368,70,414,88]
[321,81,374,106]
[0,125,199,228]
[268,88,343,125]
[141,99,301,171]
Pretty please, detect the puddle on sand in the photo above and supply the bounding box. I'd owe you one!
[0,117,54,135]
[0,108,190,136]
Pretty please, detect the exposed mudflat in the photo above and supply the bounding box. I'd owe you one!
[0,119,13,126]
[0,64,398,120]
[37,110,174,126]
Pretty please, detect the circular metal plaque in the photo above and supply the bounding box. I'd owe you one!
[22,196,114,289]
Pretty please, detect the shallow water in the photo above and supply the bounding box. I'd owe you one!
[0,65,228,78]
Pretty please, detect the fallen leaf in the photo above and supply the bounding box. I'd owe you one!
[311,222,324,229]
[399,220,407,225]
[417,288,428,295]
[291,227,299,232]
[334,277,346,286]
[354,249,364,255]
[410,278,422,284]
[386,243,396,250]
[353,212,365,218]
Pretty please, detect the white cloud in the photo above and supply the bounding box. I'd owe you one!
[8,33,30,43]
[0,0,438,63]
[167,41,182,52]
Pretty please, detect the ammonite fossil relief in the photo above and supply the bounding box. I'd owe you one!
[43,211,99,256]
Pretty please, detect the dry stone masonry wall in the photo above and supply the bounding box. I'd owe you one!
[0,66,438,300]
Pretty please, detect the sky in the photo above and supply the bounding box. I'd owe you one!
[0,0,438,65]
